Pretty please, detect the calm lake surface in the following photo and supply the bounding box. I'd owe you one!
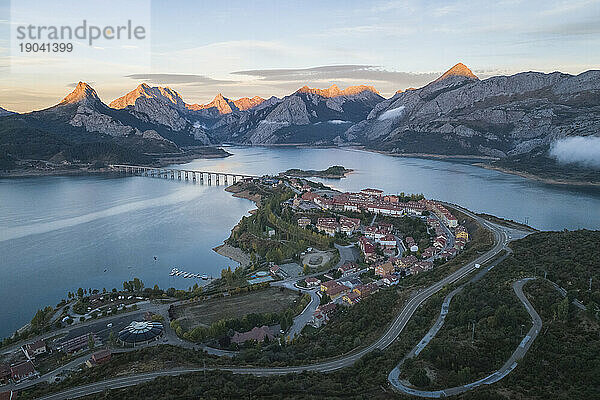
[1,146,599,337]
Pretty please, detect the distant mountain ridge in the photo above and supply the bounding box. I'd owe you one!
[2,64,599,182]
[345,64,600,163]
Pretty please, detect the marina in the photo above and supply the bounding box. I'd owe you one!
[169,268,212,280]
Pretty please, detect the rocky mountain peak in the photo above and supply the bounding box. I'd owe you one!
[434,63,478,83]
[233,96,266,111]
[109,84,186,109]
[296,84,380,98]
[59,82,101,105]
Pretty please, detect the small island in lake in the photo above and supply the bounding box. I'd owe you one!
[280,165,353,179]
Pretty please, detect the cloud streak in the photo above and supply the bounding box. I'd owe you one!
[232,65,439,94]
[549,136,600,169]
[124,73,238,86]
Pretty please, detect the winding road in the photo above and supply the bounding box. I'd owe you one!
[36,210,533,400]
[388,269,542,397]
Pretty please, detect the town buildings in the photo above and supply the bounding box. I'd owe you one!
[24,340,46,359]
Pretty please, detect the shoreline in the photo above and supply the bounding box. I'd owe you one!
[4,143,598,187]
[0,146,231,179]
[350,146,600,188]
[213,244,251,267]
[475,163,600,188]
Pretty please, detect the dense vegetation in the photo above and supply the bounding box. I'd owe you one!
[281,165,352,178]
[401,230,600,397]
[228,190,333,263]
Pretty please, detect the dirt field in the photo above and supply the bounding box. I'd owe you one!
[172,287,300,330]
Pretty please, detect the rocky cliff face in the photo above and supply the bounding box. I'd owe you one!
[109,84,212,144]
[345,64,600,159]
[212,85,384,144]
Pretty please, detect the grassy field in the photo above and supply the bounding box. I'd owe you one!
[172,287,301,330]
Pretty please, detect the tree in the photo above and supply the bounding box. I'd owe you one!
[320,293,331,305]
[77,287,84,298]
[557,297,570,321]
[409,368,431,388]
[88,333,95,350]
[303,264,310,275]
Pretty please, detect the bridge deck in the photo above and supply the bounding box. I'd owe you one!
[109,164,260,179]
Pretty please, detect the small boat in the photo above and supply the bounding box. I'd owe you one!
[201,274,209,280]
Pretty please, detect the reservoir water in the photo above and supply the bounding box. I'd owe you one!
[1,146,599,338]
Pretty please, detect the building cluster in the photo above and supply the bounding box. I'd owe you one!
[301,188,426,216]
[311,275,382,328]
[309,216,361,236]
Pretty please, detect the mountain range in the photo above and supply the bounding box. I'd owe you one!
[1,63,599,182]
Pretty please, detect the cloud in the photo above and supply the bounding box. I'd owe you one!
[532,18,600,36]
[232,65,439,93]
[549,136,600,169]
[378,106,406,121]
[124,73,237,86]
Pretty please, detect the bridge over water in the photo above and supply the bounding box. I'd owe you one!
[109,164,260,185]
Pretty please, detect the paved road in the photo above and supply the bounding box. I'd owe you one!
[387,255,544,397]
[37,210,529,400]
[274,243,358,342]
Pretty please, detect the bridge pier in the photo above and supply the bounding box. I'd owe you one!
[184,171,189,180]
[192,172,196,182]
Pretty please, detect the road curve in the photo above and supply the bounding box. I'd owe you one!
[388,277,542,397]
[37,211,525,400]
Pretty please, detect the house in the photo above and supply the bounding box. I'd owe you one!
[383,195,399,203]
[339,216,360,235]
[405,236,416,247]
[422,247,436,259]
[316,303,337,316]
[378,234,397,249]
[301,192,319,202]
[361,188,383,197]
[338,261,359,277]
[0,391,17,400]
[297,217,311,228]
[396,255,418,268]
[342,291,361,306]
[310,312,327,328]
[440,248,458,259]
[265,226,276,237]
[86,349,112,367]
[374,261,394,277]
[316,218,339,236]
[382,274,399,286]
[24,339,46,359]
[10,361,37,382]
[322,281,350,300]
[455,226,469,240]
[231,326,275,345]
[359,237,376,262]
[340,277,362,289]
[58,333,102,354]
[0,364,10,385]
[305,277,321,287]
[321,280,339,292]
[353,283,379,297]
